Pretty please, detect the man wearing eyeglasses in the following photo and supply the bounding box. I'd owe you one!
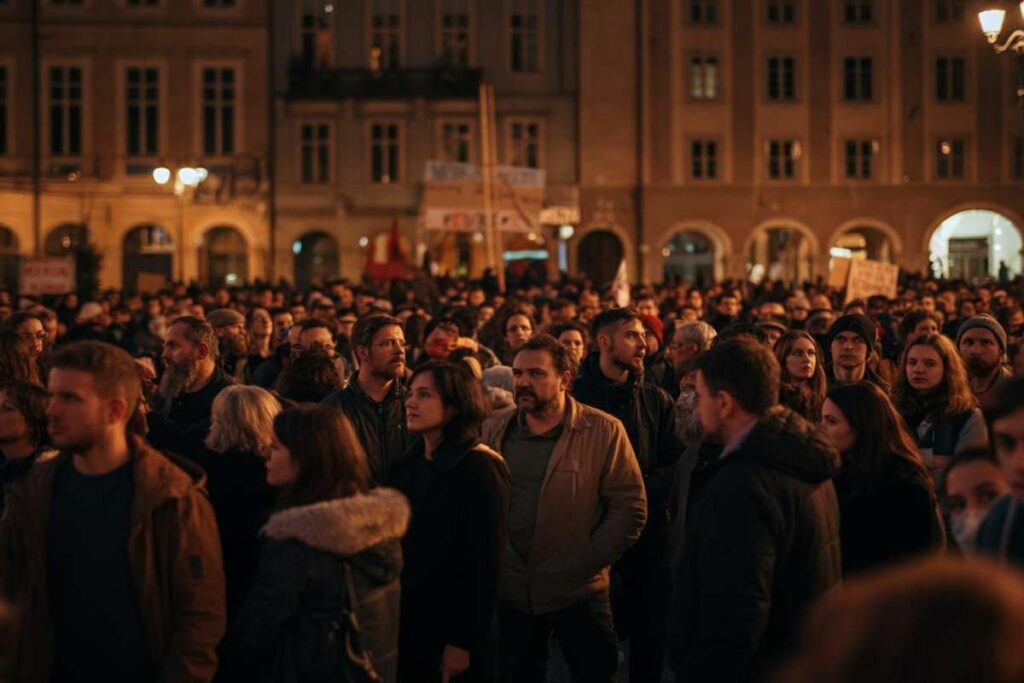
[321,314,410,486]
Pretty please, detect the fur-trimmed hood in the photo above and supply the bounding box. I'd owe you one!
[263,487,411,557]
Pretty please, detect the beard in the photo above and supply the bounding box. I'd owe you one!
[515,388,554,416]
[673,394,704,446]
[220,334,249,359]
[158,354,201,413]
[965,356,1000,378]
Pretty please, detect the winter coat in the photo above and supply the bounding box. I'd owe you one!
[0,438,226,682]
[669,407,842,682]
[321,374,410,486]
[480,397,647,615]
[392,439,511,681]
[228,489,410,683]
[976,493,1024,566]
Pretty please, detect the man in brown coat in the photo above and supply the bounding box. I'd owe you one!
[481,334,647,682]
[0,341,225,682]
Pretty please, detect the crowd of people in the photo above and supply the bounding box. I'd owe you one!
[0,272,1023,682]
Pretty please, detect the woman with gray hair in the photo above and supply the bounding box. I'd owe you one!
[201,385,281,631]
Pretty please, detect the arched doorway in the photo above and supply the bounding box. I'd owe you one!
[662,231,717,287]
[293,231,339,289]
[0,226,19,291]
[44,223,90,256]
[747,225,815,284]
[830,225,895,263]
[928,209,1022,280]
[577,230,624,286]
[123,224,173,293]
[200,226,248,286]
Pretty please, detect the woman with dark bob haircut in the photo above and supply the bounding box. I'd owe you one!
[228,405,410,682]
[392,361,511,682]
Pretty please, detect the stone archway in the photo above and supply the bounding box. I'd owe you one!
[122,224,174,293]
[926,208,1023,280]
[829,221,900,264]
[293,231,339,289]
[577,230,624,286]
[745,221,819,284]
[199,226,249,285]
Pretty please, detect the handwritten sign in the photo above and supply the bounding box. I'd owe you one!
[20,258,75,295]
[420,161,545,233]
[844,259,899,304]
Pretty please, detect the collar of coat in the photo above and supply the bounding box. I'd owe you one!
[262,488,410,556]
[488,394,595,437]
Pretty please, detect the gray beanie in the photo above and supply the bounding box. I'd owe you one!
[956,314,1007,352]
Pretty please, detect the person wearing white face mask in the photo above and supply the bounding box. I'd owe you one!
[944,448,1011,552]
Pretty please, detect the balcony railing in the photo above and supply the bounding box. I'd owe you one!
[288,61,482,100]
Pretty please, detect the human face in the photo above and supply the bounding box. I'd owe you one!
[905,344,944,392]
[557,330,586,365]
[636,298,658,317]
[677,309,699,325]
[785,337,817,381]
[717,296,740,317]
[263,431,299,487]
[758,302,786,321]
[959,328,1002,377]
[162,322,204,375]
[912,318,939,340]
[947,459,1010,518]
[512,349,568,417]
[0,390,29,446]
[250,309,273,338]
[960,301,976,319]
[993,406,1024,499]
[603,319,647,373]
[406,372,449,435]
[505,315,533,352]
[46,369,110,452]
[16,319,46,358]
[668,330,695,369]
[364,325,406,380]
[819,399,857,454]
[687,290,703,311]
[786,299,809,322]
[921,296,936,313]
[831,331,868,370]
[299,327,335,356]
[763,327,783,349]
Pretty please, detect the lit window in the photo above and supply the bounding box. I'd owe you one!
[690,55,719,100]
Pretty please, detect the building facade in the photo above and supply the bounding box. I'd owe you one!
[576,0,1024,287]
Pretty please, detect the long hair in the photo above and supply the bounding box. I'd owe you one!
[205,385,281,454]
[894,333,977,420]
[408,361,489,449]
[0,380,50,449]
[827,381,933,488]
[0,312,45,385]
[273,405,369,510]
[774,330,827,419]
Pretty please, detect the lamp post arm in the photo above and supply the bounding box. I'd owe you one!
[991,29,1024,54]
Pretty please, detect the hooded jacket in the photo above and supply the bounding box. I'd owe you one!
[0,438,226,683]
[227,488,410,683]
[669,406,842,683]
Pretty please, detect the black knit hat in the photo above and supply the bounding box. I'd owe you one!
[826,314,877,350]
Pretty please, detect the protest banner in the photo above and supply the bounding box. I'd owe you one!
[20,258,75,295]
[844,258,900,304]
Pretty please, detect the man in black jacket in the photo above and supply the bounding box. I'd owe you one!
[321,314,410,485]
[669,338,841,682]
[572,308,680,683]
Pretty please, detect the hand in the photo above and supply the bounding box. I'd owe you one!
[440,644,470,683]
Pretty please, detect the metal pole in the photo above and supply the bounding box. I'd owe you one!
[487,86,505,293]
[266,0,277,283]
[478,84,497,286]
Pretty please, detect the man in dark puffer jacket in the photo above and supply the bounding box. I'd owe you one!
[669,338,841,683]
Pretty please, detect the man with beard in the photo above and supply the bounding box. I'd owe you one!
[571,308,680,683]
[957,315,1011,400]
[321,314,409,485]
[148,316,232,458]
[481,334,646,682]
[0,341,224,681]
[207,308,249,380]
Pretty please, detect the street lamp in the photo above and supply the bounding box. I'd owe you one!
[153,166,207,281]
[978,3,1024,53]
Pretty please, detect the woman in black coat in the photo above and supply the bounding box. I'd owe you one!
[820,382,945,576]
[391,361,511,683]
[228,405,410,683]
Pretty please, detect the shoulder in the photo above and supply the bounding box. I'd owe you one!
[465,444,512,480]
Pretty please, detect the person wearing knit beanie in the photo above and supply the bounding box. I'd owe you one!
[956,314,1011,398]
[639,313,664,351]
[827,314,882,387]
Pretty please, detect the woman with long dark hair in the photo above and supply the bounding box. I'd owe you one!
[894,333,987,474]
[229,405,409,683]
[821,382,945,575]
[392,361,511,682]
[774,330,827,422]
[0,312,47,386]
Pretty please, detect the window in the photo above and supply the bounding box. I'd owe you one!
[0,66,7,156]
[370,0,401,71]
[201,67,235,156]
[935,56,966,102]
[370,122,401,183]
[49,66,82,156]
[766,0,796,24]
[439,0,471,68]
[50,0,83,5]
[1013,136,1023,180]
[843,0,872,24]
[689,0,718,24]
[126,67,159,157]
[843,57,873,101]
[508,119,541,168]
[844,139,875,179]
[766,56,796,101]
[439,121,473,162]
[689,55,719,100]
[301,0,333,69]
[691,140,718,180]
[933,0,964,24]
[767,139,800,179]
[510,0,539,73]
[300,123,330,184]
[203,0,236,6]
[125,0,160,5]
[935,138,965,179]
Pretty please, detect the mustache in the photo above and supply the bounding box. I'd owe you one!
[514,388,537,399]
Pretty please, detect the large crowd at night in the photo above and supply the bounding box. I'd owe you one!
[0,269,1023,682]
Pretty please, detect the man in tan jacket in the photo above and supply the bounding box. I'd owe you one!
[481,334,646,682]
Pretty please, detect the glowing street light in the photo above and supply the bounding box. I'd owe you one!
[152,167,171,185]
[978,3,1024,53]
